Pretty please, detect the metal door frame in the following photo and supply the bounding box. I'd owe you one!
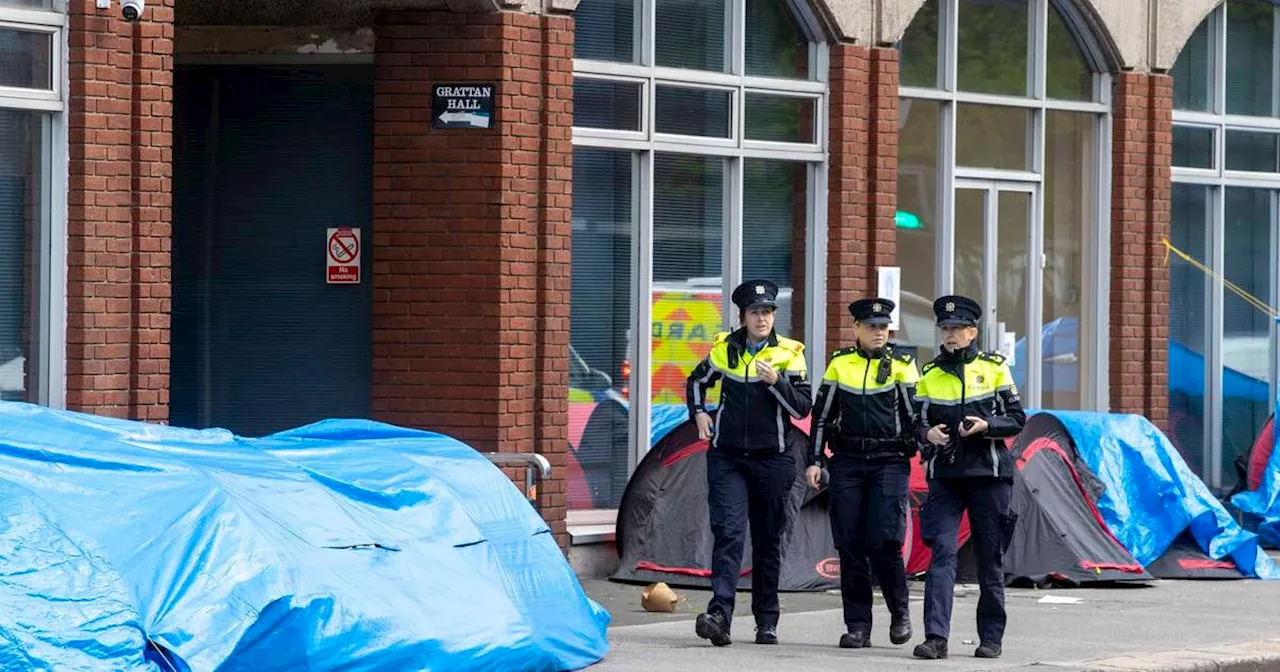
[952,178,1042,408]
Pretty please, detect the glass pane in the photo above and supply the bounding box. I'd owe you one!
[655,0,727,72]
[1225,1,1275,117]
[1045,0,1093,101]
[1225,129,1280,172]
[1168,183,1210,474]
[1172,14,1213,112]
[958,0,1029,97]
[1221,187,1273,487]
[0,109,43,403]
[653,153,725,412]
[0,29,52,91]
[1041,111,1092,410]
[744,94,815,143]
[743,159,807,342]
[996,190,1030,363]
[896,98,941,353]
[569,148,634,510]
[745,0,810,79]
[1173,125,1215,169]
[574,0,637,62]
[573,78,642,131]
[899,0,939,88]
[955,103,1031,171]
[954,188,986,310]
[0,0,48,7]
[654,86,731,137]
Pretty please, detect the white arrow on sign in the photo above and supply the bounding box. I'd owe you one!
[439,110,491,128]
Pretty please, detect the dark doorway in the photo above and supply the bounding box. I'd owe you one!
[172,64,373,436]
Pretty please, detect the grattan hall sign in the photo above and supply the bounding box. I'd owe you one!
[432,84,496,129]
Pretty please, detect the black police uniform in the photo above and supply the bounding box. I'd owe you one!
[685,279,812,647]
[808,297,920,649]
[912,295,1025,661]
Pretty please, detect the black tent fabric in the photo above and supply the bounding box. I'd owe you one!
[610,419,844,592]
[1145,532,1246,579]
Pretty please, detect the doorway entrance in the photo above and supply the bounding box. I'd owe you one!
[171,64,374,436]
[953,179,1041,406]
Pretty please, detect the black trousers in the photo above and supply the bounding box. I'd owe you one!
[827,455,910,633]
[920,476,1016,644]
[705,447,794,629]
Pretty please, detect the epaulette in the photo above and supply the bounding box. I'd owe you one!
[886,345,913,364]
[775,336,805,354]
[831,346,860,359]
[712,331,730,344]
[978,351,1006,365]
[921,360,939,374]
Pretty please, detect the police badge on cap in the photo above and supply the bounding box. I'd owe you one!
[848,297,894,325]
[732,279,779,311]
[933,294,981,326]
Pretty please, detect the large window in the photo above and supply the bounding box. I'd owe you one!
[569,0,828,510]
[1170,0,1280,490]
[896,0,1110,412]
[0,2,64,407]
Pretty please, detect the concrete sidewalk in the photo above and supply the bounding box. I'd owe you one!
[581,579,1280,671]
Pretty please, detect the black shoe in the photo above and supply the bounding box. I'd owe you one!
[695,612,731,647]
[975,641,1002,658]
[755,624,778,645]
[839,631,871,648]
[913,637,948,659]
[889,616,912,645]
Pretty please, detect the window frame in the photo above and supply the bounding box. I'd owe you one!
[897,0,1113,412]
[1171,2,1280,490]
[0,2,65,408]
[571,0,830,498]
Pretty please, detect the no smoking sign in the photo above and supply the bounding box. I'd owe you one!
[326,227,361,284]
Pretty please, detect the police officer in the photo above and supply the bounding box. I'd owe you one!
[805,297,919,650]
[912,295,1025,660]
[686,279,812,647]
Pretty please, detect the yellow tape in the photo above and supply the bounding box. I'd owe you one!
[1160,238,1280,320]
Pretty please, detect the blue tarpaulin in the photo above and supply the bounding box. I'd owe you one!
[1232,396,1280,549]
[1044,410,1280,579]
[0,402,610,672]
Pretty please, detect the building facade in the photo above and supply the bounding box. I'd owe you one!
[3,0,1268,549]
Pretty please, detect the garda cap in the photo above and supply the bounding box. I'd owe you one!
[848,297,894,325]
[732,279,779,311]
[933,294,981,326]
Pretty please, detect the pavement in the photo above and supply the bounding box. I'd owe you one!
[578,576,1280,671]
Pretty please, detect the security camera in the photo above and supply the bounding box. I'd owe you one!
[121,0,144,20]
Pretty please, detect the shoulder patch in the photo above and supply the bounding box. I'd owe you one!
[978,351,1006,365]
[776,336,805,354]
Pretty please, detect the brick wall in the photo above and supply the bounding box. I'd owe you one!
[67,0,173,421]
[371,10,573,549]
[1110,72,1172,428]
[826,44,900,349]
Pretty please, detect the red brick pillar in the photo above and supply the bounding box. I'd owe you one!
[827,44,899,348]
[1110,72,1172,429]
[66,0,174,420]
[372,10,573,548]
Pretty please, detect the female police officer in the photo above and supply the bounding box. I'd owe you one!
[685,279,812,647]
[912,294,1024,660]
[804,297,919,650]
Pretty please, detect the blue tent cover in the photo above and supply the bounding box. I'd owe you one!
[0,402,610,671]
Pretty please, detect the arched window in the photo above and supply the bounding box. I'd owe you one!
[567,0,828,510]
[1169,0,1279,488]
[896,0,1111,413]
